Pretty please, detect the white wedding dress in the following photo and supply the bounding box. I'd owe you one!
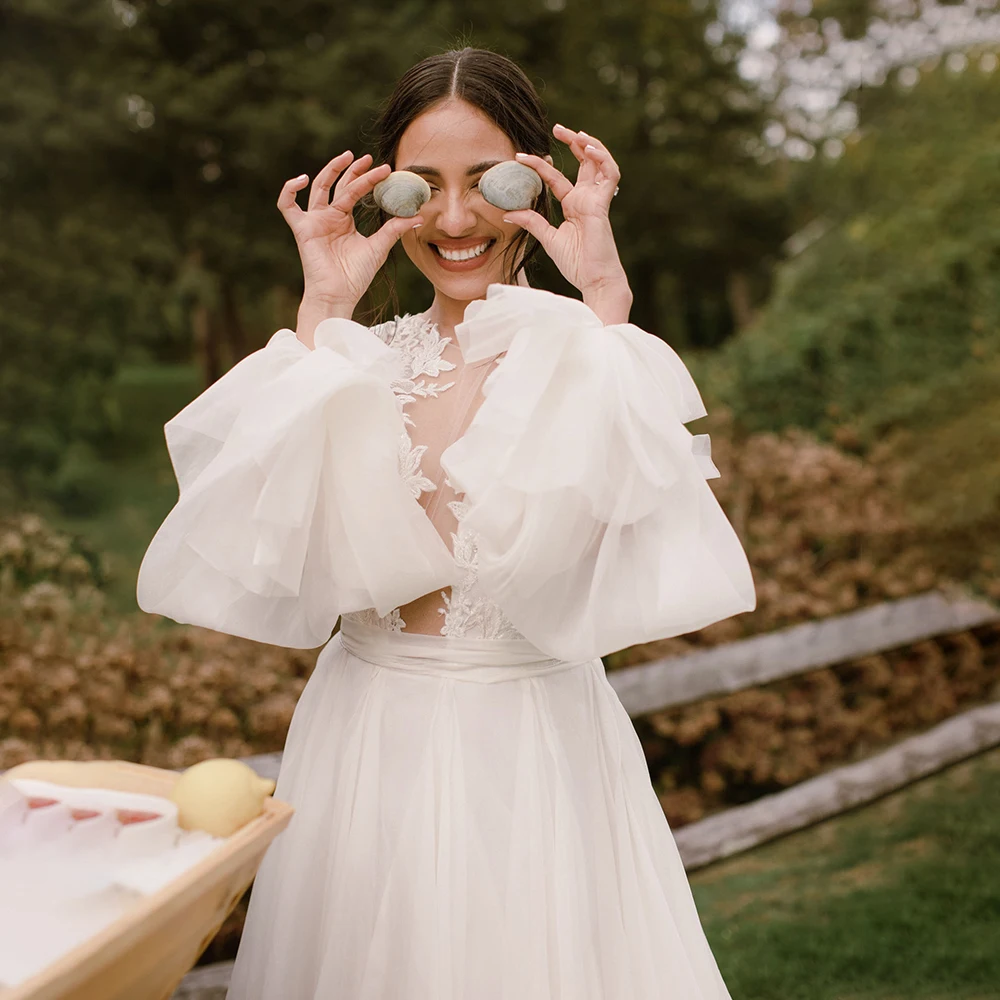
[137,284,756,999]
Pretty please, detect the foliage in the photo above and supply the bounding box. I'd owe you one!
[0,1,180,511]
[714,66,1000,441]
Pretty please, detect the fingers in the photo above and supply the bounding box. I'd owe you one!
[513,153,573,202]
[277,174,310,224]
[500,208,558,252]
[329,152,374,206]
[367,213,425,261]
[331,161,392,215]
[582,143,621,201]
[280,151,389,225]
[308,150,357,212]
[552,123,589,167]
[553,124,598,186]
[553,124,621,196]
[581,135,621,183]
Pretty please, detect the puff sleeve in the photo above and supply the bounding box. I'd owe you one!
[136,320,455,648]
[439,284,757,663]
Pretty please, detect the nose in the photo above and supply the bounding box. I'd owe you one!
[434,187,479,236]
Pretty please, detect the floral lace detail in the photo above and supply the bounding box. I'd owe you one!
[343,314,523,641]
[345,607,406,632]
[387,315,456,497]
[438,492,525,641]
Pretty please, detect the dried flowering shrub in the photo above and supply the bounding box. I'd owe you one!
[0,513,320,771]
[640,624,1000,827]
[0,512,109,596]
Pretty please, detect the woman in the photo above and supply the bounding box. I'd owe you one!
[138,47,756,1000]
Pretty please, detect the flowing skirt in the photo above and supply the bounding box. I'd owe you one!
[226,618,732,1000]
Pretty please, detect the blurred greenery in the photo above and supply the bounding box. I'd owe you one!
[713,66,1000,443]
[42,364,200,613]
[0,0,786,510]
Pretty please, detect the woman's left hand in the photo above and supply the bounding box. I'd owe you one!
[503,124,632,324]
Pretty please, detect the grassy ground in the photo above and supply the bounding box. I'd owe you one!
[692,746,1000,1000]
[46,363,200,613]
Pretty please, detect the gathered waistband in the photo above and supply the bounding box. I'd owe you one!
[337,617,589,683]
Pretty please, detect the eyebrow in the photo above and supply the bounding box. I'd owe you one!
[402,160,503,178]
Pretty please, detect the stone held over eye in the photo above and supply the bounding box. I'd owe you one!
[478,160,544,212]
[372,170,432,218]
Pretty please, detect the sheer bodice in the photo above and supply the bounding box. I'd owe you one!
[341,313,526,640]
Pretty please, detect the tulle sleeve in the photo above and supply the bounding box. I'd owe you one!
[136,320,455,648]
[439,284,757,663]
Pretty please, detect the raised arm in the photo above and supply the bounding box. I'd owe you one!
[135,157,457,647]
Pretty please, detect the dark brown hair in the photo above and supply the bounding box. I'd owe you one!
[358,47,553,323]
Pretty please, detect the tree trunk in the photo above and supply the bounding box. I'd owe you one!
[192,300,221,388]
[726,269,755,332]
[221,280,247,366]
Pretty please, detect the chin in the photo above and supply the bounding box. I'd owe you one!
[406,236,515,302]
[431,270,503,301]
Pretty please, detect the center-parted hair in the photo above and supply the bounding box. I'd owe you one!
[360,47,553,322]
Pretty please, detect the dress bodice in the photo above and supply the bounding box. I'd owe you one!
[136,283,757,661]
[341,314,526,640]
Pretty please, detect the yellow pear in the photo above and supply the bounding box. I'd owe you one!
[170,759,276,837]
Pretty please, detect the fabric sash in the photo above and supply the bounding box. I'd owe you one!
[337,617,592,684]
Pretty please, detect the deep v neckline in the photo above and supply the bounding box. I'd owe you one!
[393,313,505,531]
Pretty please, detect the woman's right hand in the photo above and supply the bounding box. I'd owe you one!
[277,151,421,332]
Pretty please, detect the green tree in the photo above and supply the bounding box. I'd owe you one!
[0,0,178,511]
[1,0,788,510]
[716,65,1000,439]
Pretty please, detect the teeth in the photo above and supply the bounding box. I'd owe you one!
[436,241,491,261]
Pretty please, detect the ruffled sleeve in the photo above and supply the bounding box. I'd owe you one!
[439,284,757,663]
[136,319,455,648]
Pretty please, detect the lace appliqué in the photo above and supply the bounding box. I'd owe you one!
[388,316,456,498]
[343,315,524,641]
[438,492,525,641]
[346,607,406,632]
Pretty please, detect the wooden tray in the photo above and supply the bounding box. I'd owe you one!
[2,759,293,1000]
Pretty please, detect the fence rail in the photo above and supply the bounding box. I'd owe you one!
[611,586,1000,716]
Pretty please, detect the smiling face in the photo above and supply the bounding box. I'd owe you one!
[396,99,526,303]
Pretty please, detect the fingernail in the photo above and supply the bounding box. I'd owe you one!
[412,222,423,228]
[502,216,513,224]
[297,174,308,182]
[515,152,529,159]
[585,144,597,152]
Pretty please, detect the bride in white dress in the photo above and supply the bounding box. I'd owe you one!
[137,47,756,1000]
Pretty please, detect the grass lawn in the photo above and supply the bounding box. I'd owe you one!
[692,745,1000,1000]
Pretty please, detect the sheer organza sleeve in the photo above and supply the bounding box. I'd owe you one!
[439,284,757,662]
[136,320,454,648]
